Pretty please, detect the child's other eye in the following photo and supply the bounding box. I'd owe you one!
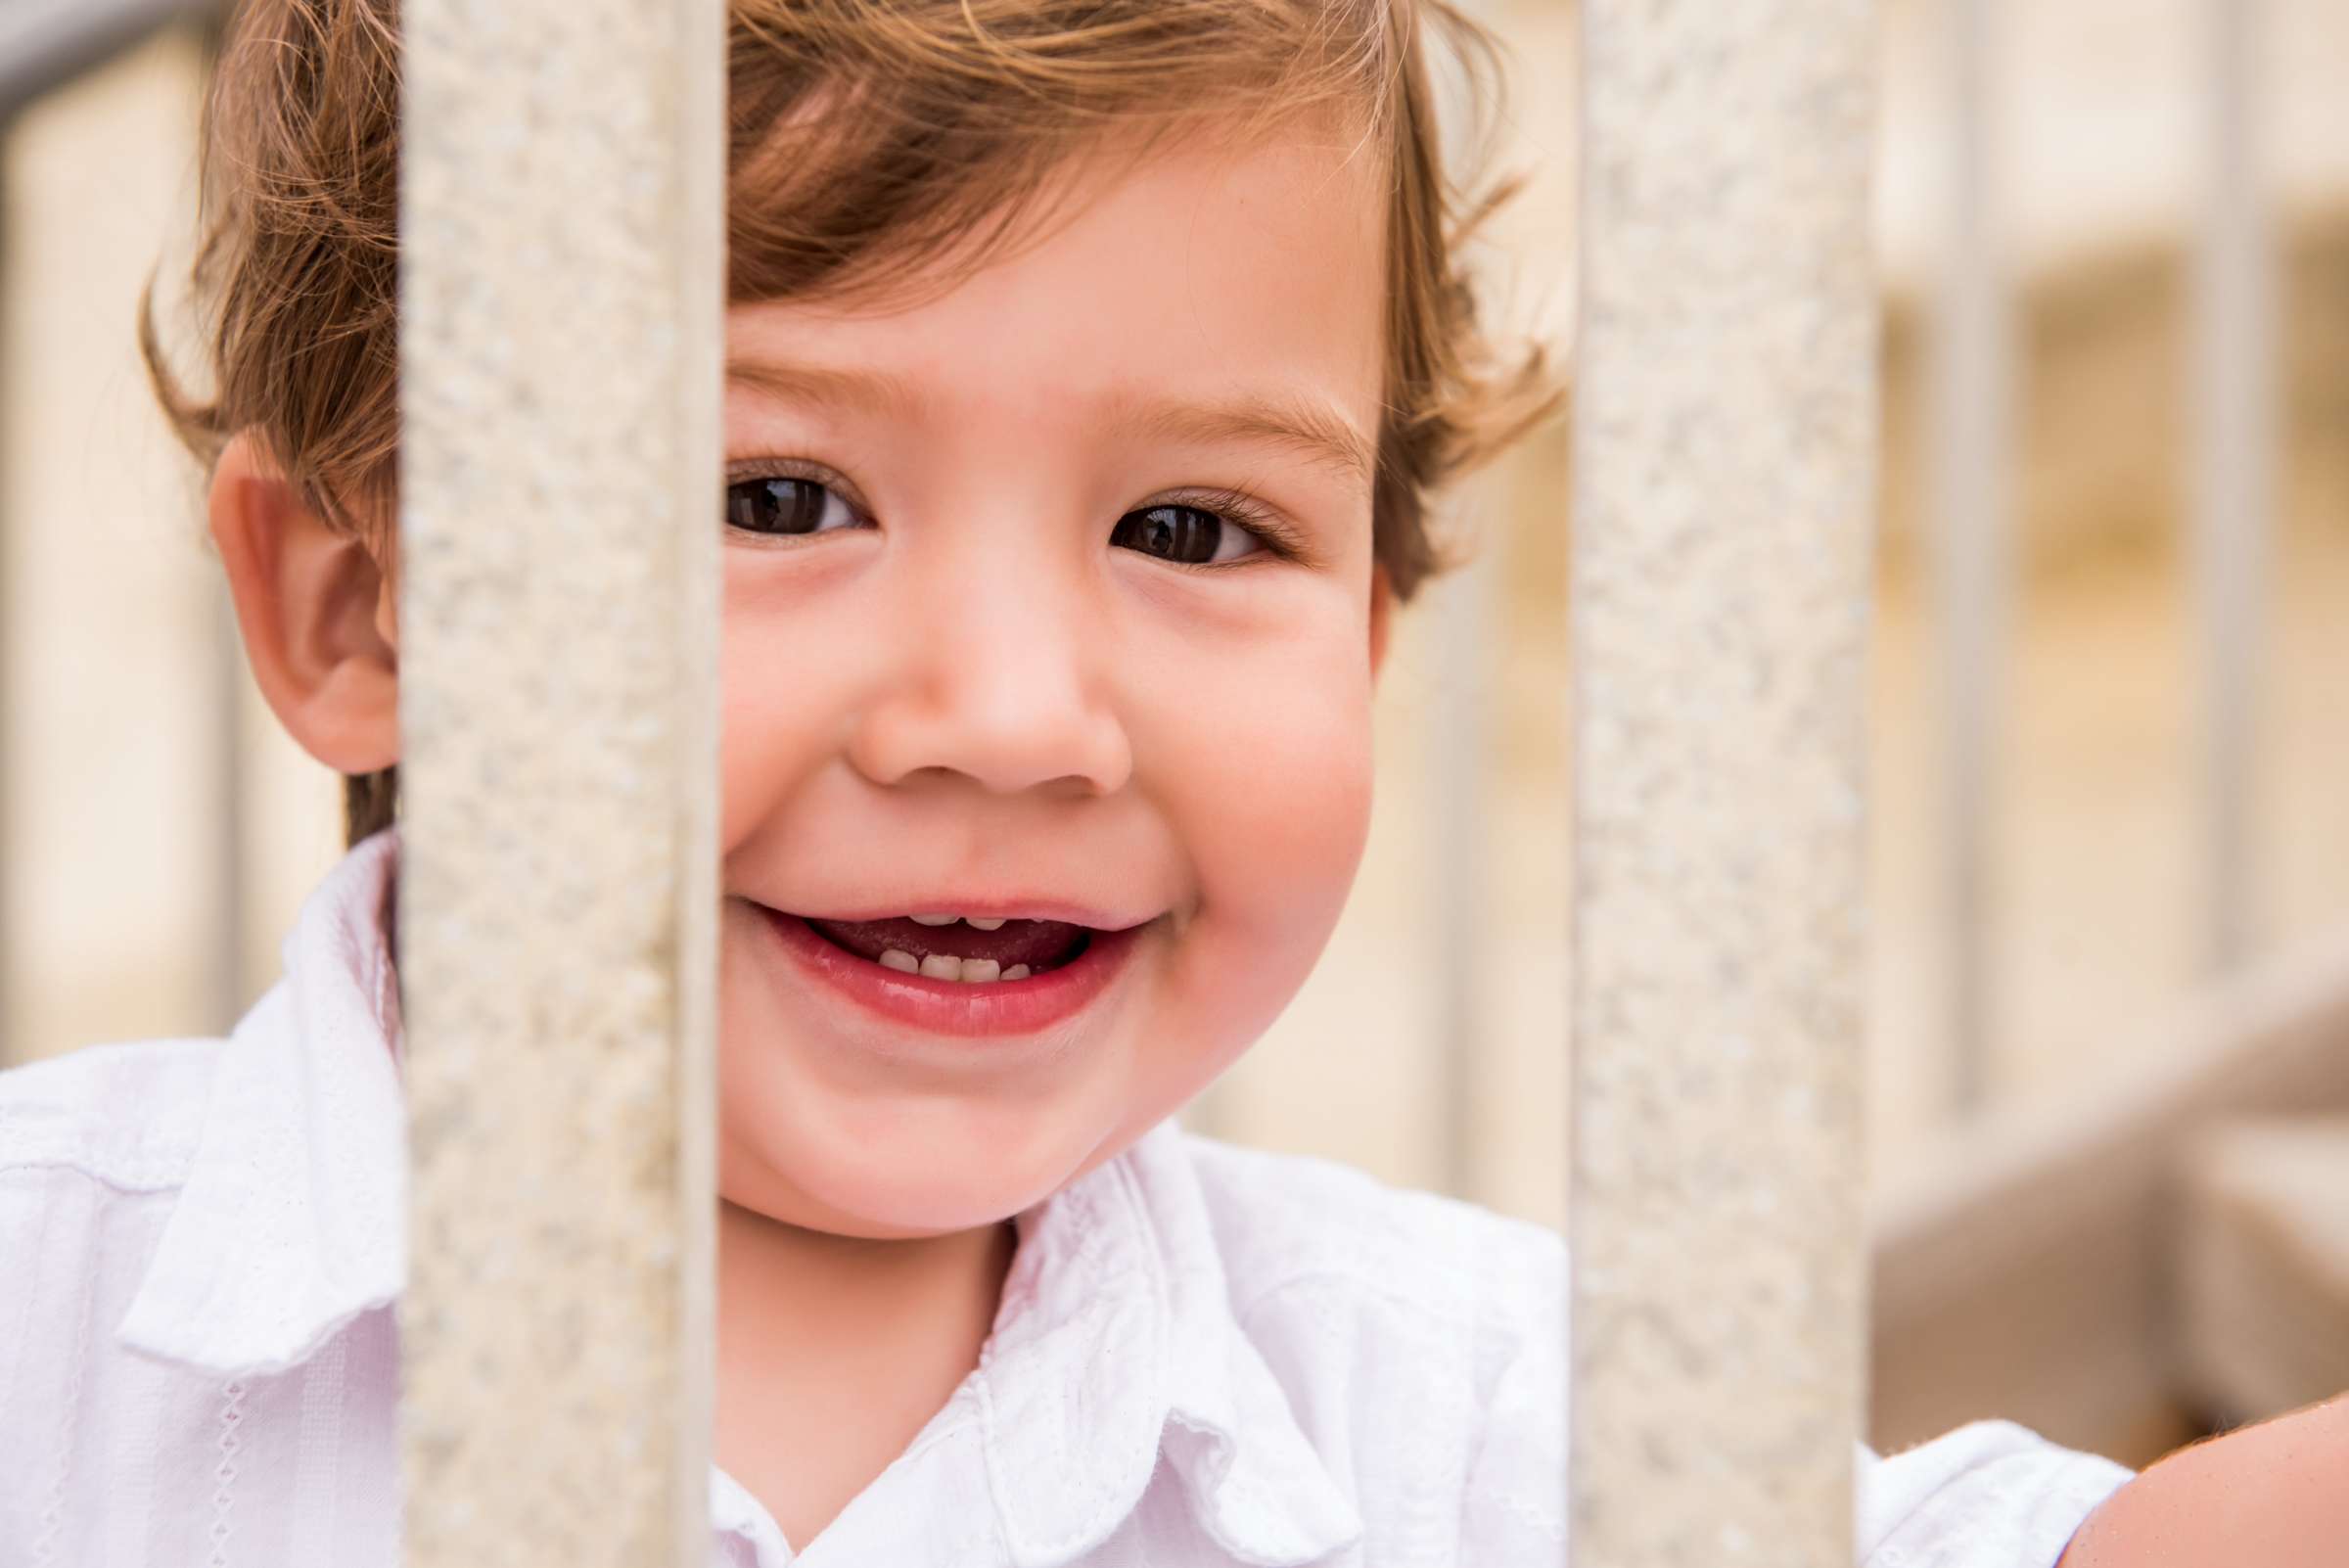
[1110,503,1267,567]
[725,474,868,537]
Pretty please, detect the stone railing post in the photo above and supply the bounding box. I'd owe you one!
[397,0,723,1561]
[1571,4,1878,1563]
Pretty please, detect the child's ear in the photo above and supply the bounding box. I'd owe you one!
[1368,562,1395,680]
[209,431,400,776]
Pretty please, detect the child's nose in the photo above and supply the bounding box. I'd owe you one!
[845,548,1133,799]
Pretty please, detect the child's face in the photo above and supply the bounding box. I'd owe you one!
[714,121,1392,1237]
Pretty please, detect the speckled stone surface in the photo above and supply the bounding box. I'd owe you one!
[395,1,723,1561]
[1570,4,1877,1564]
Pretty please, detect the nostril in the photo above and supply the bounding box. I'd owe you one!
[845,680,1133,800]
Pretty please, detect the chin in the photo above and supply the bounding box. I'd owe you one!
[717,1087,1123,1239]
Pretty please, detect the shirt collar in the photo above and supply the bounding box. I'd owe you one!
[976,1121,1361,1567]
[115,827,406,1376]
[114,829,1360,1567]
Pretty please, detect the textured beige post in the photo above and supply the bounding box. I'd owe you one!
[2190,0,2272,974]
[1570,4,1876,1565]
[1931,0,2007,1115]
[396,0,722,1563]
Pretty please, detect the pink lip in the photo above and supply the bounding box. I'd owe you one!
[799,899,1150,929]
[758,905,1146,1038]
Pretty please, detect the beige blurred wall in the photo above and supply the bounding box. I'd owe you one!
[1,31,345,1064]
[1216,0,2349,1227]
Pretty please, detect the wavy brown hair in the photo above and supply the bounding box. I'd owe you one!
[147,0,1560,846]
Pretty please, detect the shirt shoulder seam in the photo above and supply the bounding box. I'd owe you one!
[0,1038,224,1193]
[0,1155,193,1193]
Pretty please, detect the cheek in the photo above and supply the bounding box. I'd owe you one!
[1143,596,1377,1017]
[714,560,857,852]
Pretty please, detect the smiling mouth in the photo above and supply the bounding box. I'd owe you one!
[800,914,1093,984]
[759,904,1146,1038]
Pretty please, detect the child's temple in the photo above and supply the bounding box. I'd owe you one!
[2,1,2345,1565]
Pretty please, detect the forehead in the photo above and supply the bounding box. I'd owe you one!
[725,126,1388,445]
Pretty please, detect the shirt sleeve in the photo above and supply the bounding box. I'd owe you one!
[1858,1420,2136,1568]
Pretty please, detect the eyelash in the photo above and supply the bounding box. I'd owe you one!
[1152,487,1306,568]
[724,460,874,538]
[721,462,1309,569]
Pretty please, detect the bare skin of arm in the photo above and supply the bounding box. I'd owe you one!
[2057,1394,2349,1567]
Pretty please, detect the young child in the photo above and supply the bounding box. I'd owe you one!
[3,1,2341,1564]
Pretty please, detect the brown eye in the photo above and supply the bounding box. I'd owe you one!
[1110,503,1265,566]
[726,475,864,537]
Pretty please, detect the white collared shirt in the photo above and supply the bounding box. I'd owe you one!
[1,832,2132,1567]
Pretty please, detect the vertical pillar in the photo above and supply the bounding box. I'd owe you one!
[2191,0,2272,975]
[1932,0,2007,1115]
[397,0,722,1562]
[1432,544,1496,1200]
[0,141,15,1068]
[1571,3,1876,1564]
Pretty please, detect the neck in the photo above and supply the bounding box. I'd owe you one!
[712,1199,1017,1545]
[716,1199,1015,1345]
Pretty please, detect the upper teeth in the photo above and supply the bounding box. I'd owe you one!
[879,949,1032,984]
[909,913,1008,931]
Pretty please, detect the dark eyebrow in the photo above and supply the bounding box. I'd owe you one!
[1117,391,1376,487]
[725,357,924,422]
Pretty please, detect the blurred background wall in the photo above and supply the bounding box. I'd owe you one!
[1212,0,2349,1218]
[4,0,2344,1467]
[1,21,346,1067]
